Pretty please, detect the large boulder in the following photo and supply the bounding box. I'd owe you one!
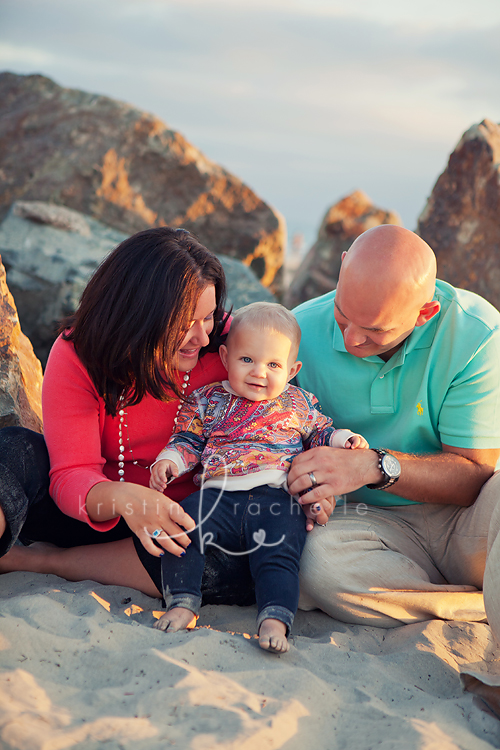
[217,255,276,312]
[0,72,285,292]
[285,191,401,308]
[0,202,127,366]
[417,119,500,310]
[0,254,43,432]
[0,201,275,366]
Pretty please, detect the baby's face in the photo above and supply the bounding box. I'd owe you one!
[219,326,300,401]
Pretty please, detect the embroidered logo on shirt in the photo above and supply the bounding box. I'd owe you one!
[416,401,424,416]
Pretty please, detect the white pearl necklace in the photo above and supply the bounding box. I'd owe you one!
[117,370,191,482]
[117,401,130,482]
[174,371,192,425]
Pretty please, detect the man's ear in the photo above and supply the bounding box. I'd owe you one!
[288,361,302,381]
[219,344,228,369]
[415,300,441,327]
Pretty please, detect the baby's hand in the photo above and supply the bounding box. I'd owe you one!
[346,434,369,450]
[150,459,178,492]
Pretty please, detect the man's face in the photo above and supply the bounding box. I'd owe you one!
[334,283,421,361]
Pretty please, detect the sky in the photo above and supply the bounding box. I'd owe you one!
[1,0,500,254]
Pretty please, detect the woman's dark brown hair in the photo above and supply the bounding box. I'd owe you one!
[62,227,227,416]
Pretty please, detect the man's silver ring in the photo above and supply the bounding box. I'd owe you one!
[152,528,162,538]
[309,472,318,488]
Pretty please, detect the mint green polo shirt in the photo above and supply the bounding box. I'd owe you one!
[293,280,500,507]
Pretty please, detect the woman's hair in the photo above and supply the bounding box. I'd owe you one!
[62,227,227,416]
[228,302,301,360]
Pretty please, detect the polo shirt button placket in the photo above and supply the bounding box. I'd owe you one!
[371,368,395,415]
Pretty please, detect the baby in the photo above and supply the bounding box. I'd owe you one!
[150,302,368,653]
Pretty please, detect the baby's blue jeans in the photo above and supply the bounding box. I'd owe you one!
[161,485,307,634]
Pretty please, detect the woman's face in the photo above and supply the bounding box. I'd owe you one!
[174,285,217,372]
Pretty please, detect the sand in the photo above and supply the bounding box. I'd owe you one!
[0,572,499,749]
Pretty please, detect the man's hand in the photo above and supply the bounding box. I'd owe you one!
[289,446,380,501]
[289,444,500,514]
[290,446,381,531]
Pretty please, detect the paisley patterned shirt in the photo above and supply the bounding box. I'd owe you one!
[156,381,352,490]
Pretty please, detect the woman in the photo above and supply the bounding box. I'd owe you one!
[0,226,253,602]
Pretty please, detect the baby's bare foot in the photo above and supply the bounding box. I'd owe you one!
[154,607,197,632]
[258,618,289,653]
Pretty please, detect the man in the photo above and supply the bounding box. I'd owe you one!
[288,225,500,639]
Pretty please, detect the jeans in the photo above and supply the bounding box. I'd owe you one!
[0,426,256,607]
[0,426,131,556]
[161,485,307,633]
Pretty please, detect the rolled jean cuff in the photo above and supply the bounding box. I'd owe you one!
[257,605,294,636]
[165,592,202,616]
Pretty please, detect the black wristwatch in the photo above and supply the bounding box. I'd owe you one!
[367,449,401,491]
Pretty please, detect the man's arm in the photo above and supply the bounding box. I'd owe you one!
[383,445,499,506]
[287,444,500,523]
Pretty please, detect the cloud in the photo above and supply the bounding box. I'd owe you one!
[115,0,500,30]
[0,43,55,65]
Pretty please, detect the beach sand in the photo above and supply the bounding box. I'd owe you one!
[1,572,499,749]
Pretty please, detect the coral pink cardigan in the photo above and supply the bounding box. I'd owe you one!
[42,335,227,531]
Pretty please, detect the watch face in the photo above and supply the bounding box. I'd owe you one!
[381,454,401,478]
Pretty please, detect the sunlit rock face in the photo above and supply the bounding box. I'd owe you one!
[417,119,500,311]
[0,254,43,432]
[285,191,401,308]
[0,72,285,293]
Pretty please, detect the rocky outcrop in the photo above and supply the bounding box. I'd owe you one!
[285,191,401,308]
[0,201,275,366]
[0,202,127,366]
[0,72,285,291]
[417,119,500,310]
[217,255,275,311]
[0,254,43,432]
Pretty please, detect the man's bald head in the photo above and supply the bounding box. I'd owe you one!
[335,226,440,361]
[341,225,437,311]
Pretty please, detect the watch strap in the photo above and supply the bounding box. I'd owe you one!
[367,449,400,491]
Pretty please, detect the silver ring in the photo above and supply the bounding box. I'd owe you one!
[151,528,162,538]
[308,472,318,488]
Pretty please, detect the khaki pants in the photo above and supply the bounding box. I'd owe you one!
[298,471,500,637]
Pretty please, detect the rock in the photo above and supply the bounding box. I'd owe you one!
[0,254,43,432]
[285,191,402,308]
[0,202,275,365]
[0,72,285,292]
[13,201,92,236]
[217,255,276,311]
[417,119,500,310]
[0,202,127,366]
